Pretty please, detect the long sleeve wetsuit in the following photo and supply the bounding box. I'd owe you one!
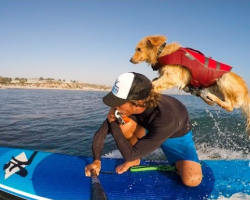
[92,95,191,161]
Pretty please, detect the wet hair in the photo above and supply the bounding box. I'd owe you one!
[130,89,161,108]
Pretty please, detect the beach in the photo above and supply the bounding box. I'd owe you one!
[0,83,111,91]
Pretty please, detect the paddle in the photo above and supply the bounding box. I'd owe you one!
[91,169,108,200]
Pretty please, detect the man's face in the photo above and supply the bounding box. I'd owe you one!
[116,102,137,117]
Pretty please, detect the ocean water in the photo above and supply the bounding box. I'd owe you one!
[0,88,250,200]
[0,88,249,161]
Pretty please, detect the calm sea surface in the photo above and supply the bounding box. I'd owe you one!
[0,89,249,160]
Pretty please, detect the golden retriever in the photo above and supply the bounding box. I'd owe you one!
[130,35,250,133]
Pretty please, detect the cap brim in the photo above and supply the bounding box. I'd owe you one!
[103,92,128,107]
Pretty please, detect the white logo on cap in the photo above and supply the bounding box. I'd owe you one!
[112,80,119,95]
[111,73,134,99]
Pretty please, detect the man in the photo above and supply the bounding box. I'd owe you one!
[85,72,202,187]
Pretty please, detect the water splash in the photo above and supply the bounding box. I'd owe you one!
[197,145,250,160]
[210,193,250,200]
[205,108,223,136]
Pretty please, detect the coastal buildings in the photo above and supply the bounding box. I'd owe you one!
[0,76,111,91]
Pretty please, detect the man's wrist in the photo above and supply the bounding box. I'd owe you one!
[93,160,101,164]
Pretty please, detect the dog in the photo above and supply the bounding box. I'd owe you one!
[130,35,250,133]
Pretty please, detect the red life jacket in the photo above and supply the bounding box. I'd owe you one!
[152,47,233,88]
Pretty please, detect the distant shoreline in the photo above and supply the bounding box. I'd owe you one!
[0,84,190,95]
[0,85,110,92]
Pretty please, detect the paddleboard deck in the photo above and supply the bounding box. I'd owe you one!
[0,147,249,200]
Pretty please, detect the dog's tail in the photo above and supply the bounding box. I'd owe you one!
[241,95,250,135]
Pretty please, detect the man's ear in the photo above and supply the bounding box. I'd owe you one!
[136,100,146,107]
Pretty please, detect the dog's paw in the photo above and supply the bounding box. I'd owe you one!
[151,83,162,93]
[183,86,191,93]
[200,89,213,102]
[184,86,202,96]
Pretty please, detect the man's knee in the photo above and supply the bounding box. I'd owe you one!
[176,160,202,187]
[181,173,202,187]
[134,124,146,139]
[128,135,138,146]
[119,119,137,139]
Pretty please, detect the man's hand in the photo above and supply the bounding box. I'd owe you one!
[85,160,101,177]
[107,108,117,123]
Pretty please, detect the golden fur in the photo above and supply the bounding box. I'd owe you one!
[130,35,250,133]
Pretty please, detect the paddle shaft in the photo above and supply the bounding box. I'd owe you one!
[91,170,108,200]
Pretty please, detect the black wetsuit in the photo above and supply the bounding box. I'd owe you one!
[92,95,191,161]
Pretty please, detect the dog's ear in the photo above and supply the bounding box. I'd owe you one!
[147,35,167,47]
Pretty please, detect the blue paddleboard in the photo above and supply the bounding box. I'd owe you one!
[0,146,249,200]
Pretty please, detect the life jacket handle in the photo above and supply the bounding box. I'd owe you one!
[185,48,204,56]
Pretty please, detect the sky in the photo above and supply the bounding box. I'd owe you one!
[0,0,250,87]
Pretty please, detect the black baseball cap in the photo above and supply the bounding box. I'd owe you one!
[103,72,152,107]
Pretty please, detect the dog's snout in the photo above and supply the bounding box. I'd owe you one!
[130,58,136,63]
